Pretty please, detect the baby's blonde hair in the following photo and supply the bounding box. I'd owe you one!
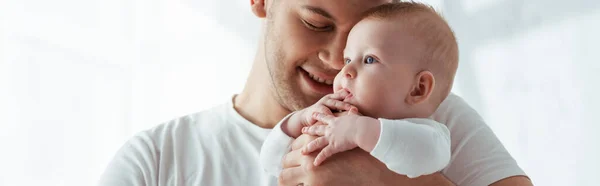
[362,1,459,105]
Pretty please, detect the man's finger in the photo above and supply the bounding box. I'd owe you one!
[312,112,335,124]
[314,145,337,166]
[282,148,303,168]
[302,136,328,155]
[291,134,318,151]
[302,125,327,136]
[278,167,305,186]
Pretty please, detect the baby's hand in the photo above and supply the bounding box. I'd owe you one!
[284,90,355,138]
[301,107,371,166]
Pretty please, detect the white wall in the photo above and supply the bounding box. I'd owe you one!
[435,1,600,185]
[0,0,598,185]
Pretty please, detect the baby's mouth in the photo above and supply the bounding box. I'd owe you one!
[341,88,353,102]
[331,89,354,113]
[343,93,353,102]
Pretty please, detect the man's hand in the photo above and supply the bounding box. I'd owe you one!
[278,134,456,186]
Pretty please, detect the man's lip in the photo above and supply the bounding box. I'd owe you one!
[301,66,337,81]
[298,68,334,95]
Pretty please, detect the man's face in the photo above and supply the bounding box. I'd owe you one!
[263,0,391,111]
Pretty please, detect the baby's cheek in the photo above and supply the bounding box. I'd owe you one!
[359,90,376,106]
[345,89,365,114]
[332,74,343,92]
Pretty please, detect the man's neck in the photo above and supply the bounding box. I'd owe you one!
[233,49,291,129]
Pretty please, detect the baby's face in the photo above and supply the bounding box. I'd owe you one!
[333,18,425,119]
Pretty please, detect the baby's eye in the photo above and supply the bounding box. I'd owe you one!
[344,58,351,64]
[364,56,377,64]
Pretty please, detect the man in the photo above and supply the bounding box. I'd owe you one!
[99,0,532,185]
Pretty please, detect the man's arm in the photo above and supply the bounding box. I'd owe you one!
[379,174,533,186]
[490,176,533,186]
[380,172,455,186]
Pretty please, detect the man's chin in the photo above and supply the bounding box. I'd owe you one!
[277,90,319,111]
[296,91,323,108]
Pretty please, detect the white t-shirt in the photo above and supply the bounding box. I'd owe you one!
[260,116,452,178]
[98,93,526,186]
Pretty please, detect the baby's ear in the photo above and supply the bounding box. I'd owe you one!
[406,71,435,105]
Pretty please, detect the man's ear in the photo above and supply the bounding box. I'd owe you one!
[406,71,435,105]
[251,0,267,18]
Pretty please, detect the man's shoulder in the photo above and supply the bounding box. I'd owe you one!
[135,102,234,145]
[99,102,239,185]
[432,93,486,129]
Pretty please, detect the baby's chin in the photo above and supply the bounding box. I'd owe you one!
[344,96,367,115]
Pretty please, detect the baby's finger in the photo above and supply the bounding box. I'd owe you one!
[348,106,359,115]
[321,98,352,111]
[322,91,349,101]
[312,112,335,125]
[307,106,332,125]
[313,145,337,166]
[301,137,328,155]
[302,125,327,136]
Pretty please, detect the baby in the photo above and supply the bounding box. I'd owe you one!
[260,2,459,178]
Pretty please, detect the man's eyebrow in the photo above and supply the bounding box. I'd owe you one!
[302,5,335,21]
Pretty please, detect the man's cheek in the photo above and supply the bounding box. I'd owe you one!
[286,36,318,64]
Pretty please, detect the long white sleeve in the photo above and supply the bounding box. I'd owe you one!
[259,113,296,177]
[369,118,451,178]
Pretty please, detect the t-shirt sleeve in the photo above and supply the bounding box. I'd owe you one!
[97,133,158,186]
[434,93,527,186]
[370,118,451,178]
[259,112,295,178]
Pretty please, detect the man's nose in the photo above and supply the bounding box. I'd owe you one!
[318,33,347,70]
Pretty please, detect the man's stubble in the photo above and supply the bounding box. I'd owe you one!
[263,7,313,112]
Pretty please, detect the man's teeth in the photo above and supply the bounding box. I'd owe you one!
[308,73,333,85]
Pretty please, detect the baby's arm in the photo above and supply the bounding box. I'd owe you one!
[259,113,296,177]
[303,115,451,178]
[370,118,451,178]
